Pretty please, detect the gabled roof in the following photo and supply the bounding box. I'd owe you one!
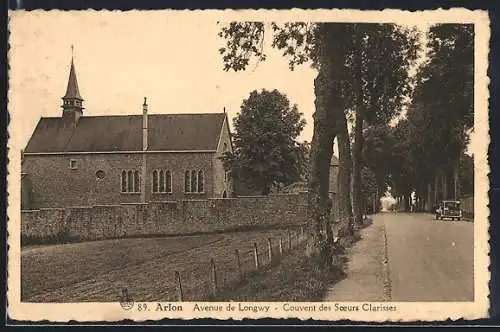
[24,113,227,153]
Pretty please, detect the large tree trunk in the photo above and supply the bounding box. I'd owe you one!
[307,24,352,266]
[307,69,338,256]
[352,113,364,224]
[337,112,354,236]
[351,27,365,226]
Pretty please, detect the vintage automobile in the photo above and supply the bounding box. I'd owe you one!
[435,200,462,220]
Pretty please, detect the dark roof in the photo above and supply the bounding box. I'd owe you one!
[63,59,83,100]
[24,113,227,153]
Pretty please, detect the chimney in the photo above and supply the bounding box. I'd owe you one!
[141,97,148,203]
[142,97,148,151]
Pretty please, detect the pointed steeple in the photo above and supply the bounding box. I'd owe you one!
[63,57,83,100]
[61,46,84,125]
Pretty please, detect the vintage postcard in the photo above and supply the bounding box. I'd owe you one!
[7,8,490,322]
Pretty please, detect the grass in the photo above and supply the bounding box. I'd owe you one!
[214,242,348,302]
[21,226,303,302]
[212,220,370,302]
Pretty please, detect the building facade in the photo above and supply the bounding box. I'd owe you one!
[21,57,233,209]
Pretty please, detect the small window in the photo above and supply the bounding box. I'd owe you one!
[69,159,78,169]
[96,170,105,179]
[223,142,228,152]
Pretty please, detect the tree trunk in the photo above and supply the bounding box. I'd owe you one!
[308,67,341,256]
[351,27,365,226]
[434,173,439,203]
[336,112,354,236]
[442,171,448,200]
[352,113,364,224]
[306,23,350,267]
[427,183,432,212]
[454,159,460,200]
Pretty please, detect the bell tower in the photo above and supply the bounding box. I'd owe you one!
[61,45,84,125]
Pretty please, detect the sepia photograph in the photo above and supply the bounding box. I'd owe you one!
[7,9,490,322]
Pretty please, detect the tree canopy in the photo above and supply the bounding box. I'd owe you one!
[387,24,474,207]
[223,89,307,195]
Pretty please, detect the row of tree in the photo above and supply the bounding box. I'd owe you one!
[217,22,473,265]
[388,24,474,211]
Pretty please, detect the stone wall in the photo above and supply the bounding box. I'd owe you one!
[21,192,310,244]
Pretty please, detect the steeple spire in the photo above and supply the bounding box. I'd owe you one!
[63,52,83,101]
[61,46,84,124]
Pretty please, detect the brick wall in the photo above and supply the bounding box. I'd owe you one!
[21,152,222,208]
[21,192,310,243]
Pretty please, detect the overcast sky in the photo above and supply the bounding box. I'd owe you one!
[9,11,435,156]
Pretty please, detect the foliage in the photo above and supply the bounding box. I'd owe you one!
[218,22,353,251]
[360,166,378,199]
[222,89,307,195]
[343,24,421,124]
[362,124,394,192]
[388,24,474,201]
[459,153,474,196]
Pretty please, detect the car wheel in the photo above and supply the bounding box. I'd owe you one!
[451,218,455,221]
[435,214,438,220]
[458,217,461,221]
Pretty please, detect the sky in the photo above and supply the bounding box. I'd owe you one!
[8,11,438,157]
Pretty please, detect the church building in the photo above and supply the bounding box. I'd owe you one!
[21,57,234,209]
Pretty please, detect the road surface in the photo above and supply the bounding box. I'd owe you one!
[325,212,474,301]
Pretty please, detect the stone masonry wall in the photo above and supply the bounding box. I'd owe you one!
[21,192,309,243]
[21,152,217,208]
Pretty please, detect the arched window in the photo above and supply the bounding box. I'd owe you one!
[191,170,197,193]
[121,169,141,193]
[127,171,133,192]
[159,170,165,193]
[166,170,172,192]
[121,170,127,192]
[134,170,140,192]
[223,142,228,152]
[198,170,204,193]
[152,170,158,193]
[185,170,191,192]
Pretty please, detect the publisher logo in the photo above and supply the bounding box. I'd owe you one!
[119,288,134,310]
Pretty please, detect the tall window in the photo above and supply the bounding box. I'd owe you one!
[185,169,204,193]
[198,170,204,192]
[185,170,191,193]
[153,169,172,193]
[191,170,197,192]
[121,169,141,193]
